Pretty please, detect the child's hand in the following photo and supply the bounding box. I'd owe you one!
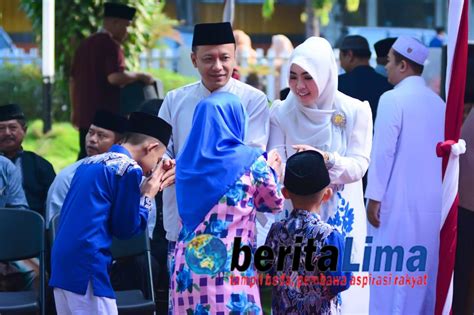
[141,160,164,198]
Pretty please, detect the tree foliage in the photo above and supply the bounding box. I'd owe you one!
[20,0,177,77]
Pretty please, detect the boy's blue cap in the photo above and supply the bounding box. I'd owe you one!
[284,151,330,195]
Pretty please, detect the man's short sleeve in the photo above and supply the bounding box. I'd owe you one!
[104,38,126,76]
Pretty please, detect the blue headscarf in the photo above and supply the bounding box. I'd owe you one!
[176,92,264,233]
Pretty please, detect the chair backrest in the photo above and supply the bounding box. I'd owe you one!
[49,213,60,244]
[110,231,150,259]
[0,208,44,260]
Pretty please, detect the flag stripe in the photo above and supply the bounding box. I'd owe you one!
[435,0,469,314]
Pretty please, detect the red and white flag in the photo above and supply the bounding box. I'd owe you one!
[435,0,469,314]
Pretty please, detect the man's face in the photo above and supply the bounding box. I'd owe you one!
[339,50,351,72]
[85,125,117,156]
[191,44,236,92]
[112,18,131,43]
[386,49,402,85]
[0,119,26,154]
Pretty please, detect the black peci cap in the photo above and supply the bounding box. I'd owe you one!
[192,22,236,47]
[284,151,330,195]
[104,2,136,21]
[128,112,171,146]
[0,104,25,122]
[374,37,397,58]
[92,110,128,133]
[339,35,371,56]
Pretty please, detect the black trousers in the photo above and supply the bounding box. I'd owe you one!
[453,206,474,315]
[77,128,88,161]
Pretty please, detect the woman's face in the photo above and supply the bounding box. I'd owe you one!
[288,64,319,106]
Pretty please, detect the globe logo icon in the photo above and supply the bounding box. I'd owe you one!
[185,234,228,275]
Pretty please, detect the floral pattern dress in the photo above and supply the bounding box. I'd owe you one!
[170,156,284,315]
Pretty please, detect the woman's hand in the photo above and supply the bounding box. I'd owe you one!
[292,144,321,154]
[268,149,283,179]
[156,159,176,191]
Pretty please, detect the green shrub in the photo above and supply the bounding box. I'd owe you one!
[148,68,197,93]
[23,120,79,172]
[0,63,70,121]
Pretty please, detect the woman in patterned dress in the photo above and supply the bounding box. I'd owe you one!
[267,37,373,314]
[171,92,284,314]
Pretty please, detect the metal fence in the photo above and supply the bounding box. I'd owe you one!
[0,46,443,101]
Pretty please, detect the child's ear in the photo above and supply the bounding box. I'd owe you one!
[321,187,333,203]
[146,142,159,154]
[281,186,290,200]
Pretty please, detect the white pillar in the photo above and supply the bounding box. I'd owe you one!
[366,0,377,27]
[42,0,55,78]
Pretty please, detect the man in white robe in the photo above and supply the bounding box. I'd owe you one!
[365,36,445,314]
[158,22,270,245]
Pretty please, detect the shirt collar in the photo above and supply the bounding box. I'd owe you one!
[198,78,234,97]
[395,75,426,89]
[109,144,132,158]
[291,208,321,221]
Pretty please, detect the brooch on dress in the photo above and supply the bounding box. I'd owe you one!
[331,111,346,128]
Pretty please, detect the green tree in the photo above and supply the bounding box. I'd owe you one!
[19,0,177,121]
[262,0,359,37]
[20,0,176,74]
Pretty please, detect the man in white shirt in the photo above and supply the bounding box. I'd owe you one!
[365,36,445,314]
[158,22,270,244]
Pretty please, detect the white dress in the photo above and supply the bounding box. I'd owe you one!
[268,91,373,315]
[365,75,445,314]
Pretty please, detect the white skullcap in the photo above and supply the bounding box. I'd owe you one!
[392,36,428,65]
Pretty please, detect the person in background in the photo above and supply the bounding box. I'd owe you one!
[46,110,128,227]
[374,37,397,77]
[0,103,55,218]
[70,2,154,160]
[338,35,393,124]
[429,27,446,48]
[366,36,445,314]
[453,108,474,315]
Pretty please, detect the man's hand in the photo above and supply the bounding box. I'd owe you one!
[139,73,154,85]
[141,161,164,198]
[367,199,381,228]
[267,149,282,179]
[155,159,176,191]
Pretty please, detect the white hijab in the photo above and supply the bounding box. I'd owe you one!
[280,36,344,154]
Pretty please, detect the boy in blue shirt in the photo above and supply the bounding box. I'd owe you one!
[265,151,351,314]
[50,112,171,314]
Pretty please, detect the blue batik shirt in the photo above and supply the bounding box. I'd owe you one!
[265,209,351,315]
[49,145,150,298]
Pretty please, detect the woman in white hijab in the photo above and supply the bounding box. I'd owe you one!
[268,36,372,314]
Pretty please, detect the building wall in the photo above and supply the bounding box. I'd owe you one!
[0,0,34,49]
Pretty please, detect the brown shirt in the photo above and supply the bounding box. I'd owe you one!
[71,32,125,129]
[459,109,474,211]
